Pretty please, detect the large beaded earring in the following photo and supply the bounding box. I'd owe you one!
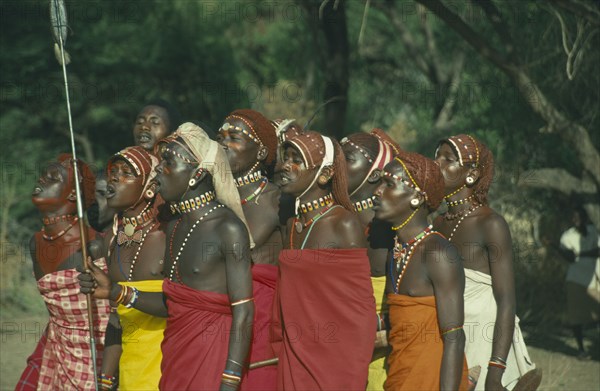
[466,176,475,185]
[188,169,204,187]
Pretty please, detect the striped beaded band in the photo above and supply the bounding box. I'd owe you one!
[170,191,216,214]
[298,194,333,214]
[353,196,376,212]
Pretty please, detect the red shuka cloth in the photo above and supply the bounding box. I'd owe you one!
[274,248,377,390]
[243,264,278,391]
[160,279,233,390]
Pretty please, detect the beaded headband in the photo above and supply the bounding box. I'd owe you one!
[446,135,481,168]
[381,158,428,201]
[340,138,374,164]
[220,115,264,147]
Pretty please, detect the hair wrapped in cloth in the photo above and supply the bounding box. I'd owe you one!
[172,122,254,247]
[57,153,96,209]
[395,150,445,211]
[224,109,278,166]
[284,131,353,212]
[442,134,494,205]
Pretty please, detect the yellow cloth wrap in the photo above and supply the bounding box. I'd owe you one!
[368,276,388,390]
[117,280,166,391]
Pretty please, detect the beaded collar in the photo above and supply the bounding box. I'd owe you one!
[446,194,475,207]
[444,201,481,221]
[448,204,482,241]
[42,217,79,241]
[43,214,76,226]
[234,165,263,188]
[121,204,156,237]
[353,196,376,213]
[170,191,216,215]
[297,194,333,215]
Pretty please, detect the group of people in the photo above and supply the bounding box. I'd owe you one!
[17,100,545,390]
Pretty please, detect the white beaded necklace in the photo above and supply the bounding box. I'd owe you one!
[448,204,482,242]
[168,204,224,282]
[126,222,157,281]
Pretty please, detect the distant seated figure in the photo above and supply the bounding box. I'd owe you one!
[559,206,600,359]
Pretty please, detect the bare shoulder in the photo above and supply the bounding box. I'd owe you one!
[213,207,250,243]
[323,207,366,247]
[424,233,462,270]
[475,206,510,234]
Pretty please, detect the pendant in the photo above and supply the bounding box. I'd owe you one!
[124,223,135,237]
[295,221,304,233]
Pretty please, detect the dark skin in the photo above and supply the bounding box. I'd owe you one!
[342,137,390,275]
[434,142,514,391]
[374,160,466,391]
[93,177,118,234]
[279,145,365,250]
[90,157,167,381]
[217,119,283,264]
[31,162,101,279]
[80,141,253,391]
[342,137,393,357]
[132,105,171,152]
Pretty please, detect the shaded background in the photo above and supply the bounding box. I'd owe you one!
[1,0,599,388]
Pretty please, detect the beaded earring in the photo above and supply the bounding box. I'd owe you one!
[410,198,420,207]
[317,174,329,186]
[144,187,155,200]
[188,169,204,187]
[466,176,474,185]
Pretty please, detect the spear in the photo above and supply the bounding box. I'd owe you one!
[49,1,99,389]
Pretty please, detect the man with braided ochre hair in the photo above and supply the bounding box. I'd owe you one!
[17,154,110,390]
[217,109,282,390]
[341,128,400,390]
[374,150,468,391]
[273,130,376,389]
[94,146,166,390]
[79,123,254,390]
[434,135,540,391]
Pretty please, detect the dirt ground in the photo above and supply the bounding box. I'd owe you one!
[1,316,598,390]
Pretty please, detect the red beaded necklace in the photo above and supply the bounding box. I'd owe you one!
[42,217,79,241]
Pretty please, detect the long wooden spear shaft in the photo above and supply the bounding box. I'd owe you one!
[49,1,98,389]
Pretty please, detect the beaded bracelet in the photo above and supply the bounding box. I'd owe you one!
[124,287,139,308]
[491,355,507,365]
[488,360,507,371]
[224,369,242,377]
[98,373,116,390]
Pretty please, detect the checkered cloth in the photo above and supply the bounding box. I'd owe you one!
[36,261,110,390]
[15,327,48,390]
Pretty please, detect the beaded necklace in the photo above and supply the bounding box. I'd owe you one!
[168,204,224,283]
[116,221,158,281]
[353,196,376,213]
[234,164,262,188]
[43,214,76,226]
[444,201,481,221]
[297,193,333,216]
[121,202,155,237]
[170,191,216,214]
[241,177,268,205]
[448,204,482,242]
[290,205,340,249]
[391,225,438,294]
[446,194,475,207]
[42,217,79,241]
